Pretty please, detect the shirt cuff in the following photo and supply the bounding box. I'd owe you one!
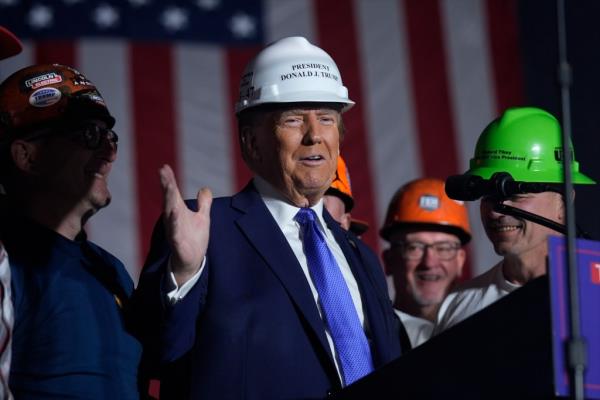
[165,257,206,304]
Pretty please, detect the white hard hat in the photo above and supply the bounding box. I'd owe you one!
[235,36,354,114]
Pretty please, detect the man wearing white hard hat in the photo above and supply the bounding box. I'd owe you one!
[132,37,407,399]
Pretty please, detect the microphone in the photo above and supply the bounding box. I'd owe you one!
[445,172,554,201]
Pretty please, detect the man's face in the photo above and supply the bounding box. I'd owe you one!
[323,194,351,230]
[480,192,564,258]
[244,106,341,206]
[384,230,465,307]
[29,119,118,212]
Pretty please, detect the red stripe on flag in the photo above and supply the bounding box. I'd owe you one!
[314,1,381,253]
[129,44,179,263]
[403,0,472,279]
[225,47,261,191]
[485,0,525,113]
[34,41,76,67]
[403,0,460,178]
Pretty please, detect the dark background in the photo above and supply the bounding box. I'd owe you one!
[519,0,600,240]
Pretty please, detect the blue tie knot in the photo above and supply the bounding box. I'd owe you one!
[295,207,317,226]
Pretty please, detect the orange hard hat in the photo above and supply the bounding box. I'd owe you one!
[380,178,471,244]
[0,26,22,61]
[326,155,354,212]
[0,63,115,140]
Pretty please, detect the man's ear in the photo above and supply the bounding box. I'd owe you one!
[10,139,40,174]
[340,212,351,231]
[240,125,260,165]
[557,191,571,223]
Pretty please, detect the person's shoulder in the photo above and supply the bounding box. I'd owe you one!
[454,263,502,292]
[395,310,434,347]
[434,263,505,332]
[86,241,126,268]
[182,194,234,215]
[350,232,375,253]
[441,264,502,308]
[345,231,380,266]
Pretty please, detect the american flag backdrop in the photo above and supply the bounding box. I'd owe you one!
[1,0,599,288]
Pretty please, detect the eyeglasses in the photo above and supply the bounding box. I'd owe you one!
[24,124,118,150]
[391,241,461,261]
[66,125,118,150]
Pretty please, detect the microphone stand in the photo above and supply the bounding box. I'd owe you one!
[492,202,591,240]
[557,0,586,398]
[492,203,566,235]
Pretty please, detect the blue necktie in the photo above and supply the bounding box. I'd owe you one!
[295,208,373,386]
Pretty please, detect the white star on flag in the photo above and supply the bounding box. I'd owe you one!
[196,0,220,11]
[229,12,255,38]
[161,6,189,32]
[28,4,53,29]
[93,3,120,29]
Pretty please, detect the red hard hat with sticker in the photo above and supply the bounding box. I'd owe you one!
[0,63,115,139]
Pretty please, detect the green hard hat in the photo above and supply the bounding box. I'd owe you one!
[465,107,596,184]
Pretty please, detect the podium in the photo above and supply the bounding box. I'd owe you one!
[332,276,559,399]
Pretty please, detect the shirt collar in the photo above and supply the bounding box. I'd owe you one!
[253,176,327,231]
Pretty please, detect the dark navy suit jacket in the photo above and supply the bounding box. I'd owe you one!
[133,182,406,400]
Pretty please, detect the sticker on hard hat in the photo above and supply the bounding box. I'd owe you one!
[419,195,439,211]
[24,72,63,90]
[554,148,573,162]
[280,63,339,82]
[29,87,62,108]
[478,149,526,161]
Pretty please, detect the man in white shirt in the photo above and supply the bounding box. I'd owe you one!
[132,36,406,400]
[380,178,471,347]
[435,106,596,333]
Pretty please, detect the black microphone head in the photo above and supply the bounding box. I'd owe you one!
[445,174,486,201]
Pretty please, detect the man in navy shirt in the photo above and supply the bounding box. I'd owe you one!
[0,63,141,399]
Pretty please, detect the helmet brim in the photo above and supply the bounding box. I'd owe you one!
[380,222,471,245]
[0,26,22,60]
[466,167,596,185]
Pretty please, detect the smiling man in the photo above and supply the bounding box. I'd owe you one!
[435,107,596,333]
[132,36,406,400]
[380,178,471,346]
[0,64,141,398]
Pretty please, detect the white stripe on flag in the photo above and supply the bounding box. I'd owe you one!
[355,0,424,299]
[355,0,422,230]
[80,40,141,281]
[176,44,234,199]
[440,0,501,275]
[264,0,316,43]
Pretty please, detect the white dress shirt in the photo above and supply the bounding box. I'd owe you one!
[0,244,13,400]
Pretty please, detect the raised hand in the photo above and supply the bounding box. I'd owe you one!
[159,164,212,286]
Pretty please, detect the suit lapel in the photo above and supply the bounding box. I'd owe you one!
[323,211,393,366]
[232,184,336,367]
